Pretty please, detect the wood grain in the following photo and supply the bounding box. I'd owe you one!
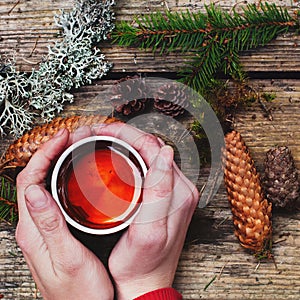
[0,0,299,73]
[1,0,300,299]
[1,77,300,299]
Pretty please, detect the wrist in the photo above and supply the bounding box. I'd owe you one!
[115,276,173,300]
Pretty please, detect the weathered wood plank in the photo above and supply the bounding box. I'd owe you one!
[2,185,300,299]
[234,78,300,173]
[0,222,40,299]
[175,198,300,299]
[0,0,300,73]
[1,0,300,299]
[1,77,300,299]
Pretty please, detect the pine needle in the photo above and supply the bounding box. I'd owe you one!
[113,3,298,93]
[0,176,18,223]
[204,275,217,291]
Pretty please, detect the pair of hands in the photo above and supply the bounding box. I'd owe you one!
[16,122,199,300]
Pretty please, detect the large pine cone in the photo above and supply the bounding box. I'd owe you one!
[110,75,149,116]
[263,146,300,210]
[1,115,118,173]
[154,84,190,117]
[222,131,272,257]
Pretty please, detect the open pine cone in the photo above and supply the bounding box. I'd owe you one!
[0,115,118,175]
[222,131,272,257]
[110,75,149,116]
[263,146,300,210]
[154,83,190,117]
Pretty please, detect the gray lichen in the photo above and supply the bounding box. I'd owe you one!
[0,60,34,136]
[0,0,115,136]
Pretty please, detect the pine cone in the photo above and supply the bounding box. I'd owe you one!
[222,131,272,257]
[0,115,118,173]
[154,84,190,117]
[263,146,300,210]
[110,75,149,116]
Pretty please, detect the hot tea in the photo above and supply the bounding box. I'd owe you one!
[52,136,147,234]
[67,148,137,228]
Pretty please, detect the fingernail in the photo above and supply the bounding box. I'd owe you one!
[25,185,48,209]
[53,128,66,139]
[91,123,108,134]
[74,126,90,135]
[156,146,173,170]
[157,137,166,146]
[74,126,85,133]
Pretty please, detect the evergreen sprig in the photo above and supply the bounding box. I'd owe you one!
[0,177,17,224]
[113,3,298,92]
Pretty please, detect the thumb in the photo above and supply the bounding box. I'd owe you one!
[25,185,80,259]
[133,145,174,224]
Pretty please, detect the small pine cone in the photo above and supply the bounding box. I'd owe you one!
[1,115,118,172]
[110,75,149,116]
[154,84,189,117]
[263,146,300,210]
[222,131,272,257]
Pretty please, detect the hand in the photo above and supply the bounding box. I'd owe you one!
[15,127,114,300]
[93,123,199,300]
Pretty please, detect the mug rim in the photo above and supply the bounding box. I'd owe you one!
[51,135,148,235]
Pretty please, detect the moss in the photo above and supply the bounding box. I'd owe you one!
[0,0,115,136]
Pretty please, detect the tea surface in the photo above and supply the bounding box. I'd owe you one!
[67,149,136,228]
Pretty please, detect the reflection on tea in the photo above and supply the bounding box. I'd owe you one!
[60,147,141,229]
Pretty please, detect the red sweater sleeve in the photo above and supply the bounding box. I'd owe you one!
[134,288,182,300]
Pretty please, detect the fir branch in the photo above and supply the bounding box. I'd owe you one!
[179,37,224,92]
[0,177,17,224]
[113,9,208,53]
[113,2,298,92]
[114,3,296,53]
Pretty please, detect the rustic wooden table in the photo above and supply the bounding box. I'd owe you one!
[1,0,300,299]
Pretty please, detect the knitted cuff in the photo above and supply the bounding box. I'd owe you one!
[134,287,183,300]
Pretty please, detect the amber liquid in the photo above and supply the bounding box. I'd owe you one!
[64,148,139,229]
